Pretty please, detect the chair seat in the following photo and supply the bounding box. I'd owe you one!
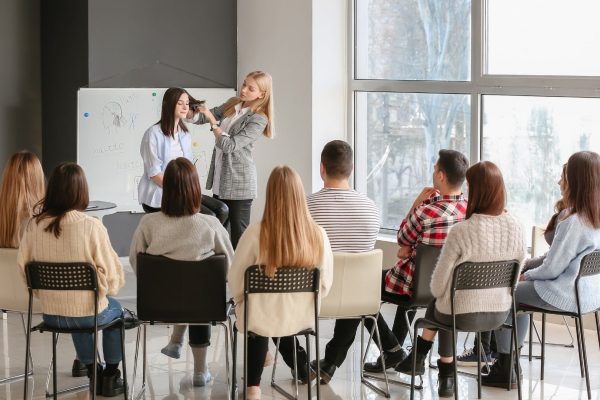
[518,303,578,318]
[33,317,124,334]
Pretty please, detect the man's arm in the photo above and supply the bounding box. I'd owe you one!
[397,187,437,247]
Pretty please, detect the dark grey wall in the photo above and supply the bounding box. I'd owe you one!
[0,0,42,168]
[88,0,237,88]
[39,0,236,172]
[41,0,89,172]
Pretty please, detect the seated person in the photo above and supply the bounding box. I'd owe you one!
[484,151,600,388]
[0,150,45,248]
[358,150,469,374]
[129,157,233,386]
[228,166,333,400]
[458,163,568,366]
[394,161,526,398]
[300,140,380,382]
[17,163,126,397]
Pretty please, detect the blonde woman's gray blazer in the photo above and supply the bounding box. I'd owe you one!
[194,102,268,200]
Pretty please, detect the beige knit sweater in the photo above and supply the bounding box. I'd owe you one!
[17,211,124,317]
[430,212,526,315]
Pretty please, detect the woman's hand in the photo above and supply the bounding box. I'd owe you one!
[519,273,526,282]
[213,127,223,138]
[201,107,218,125]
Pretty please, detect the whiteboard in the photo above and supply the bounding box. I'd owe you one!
[77,88,235,211]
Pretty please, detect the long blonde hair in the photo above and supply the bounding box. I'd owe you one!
[259,166,323,277]
[0,151,45,247]
[223,71,274,138]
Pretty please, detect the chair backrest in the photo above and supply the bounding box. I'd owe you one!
[450,260,520,325]
[531,225,549,258]
[25,262,98,291]
[102,211,145,257]
[579,250,600,278]
[244,266,319,294]
[411,243,442,306]
[320,250,382,318]
[0,248,41,313]
[136,253,228,323]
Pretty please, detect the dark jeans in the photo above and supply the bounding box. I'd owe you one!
[213,195,252,249]
[246,335,306,386]
[324,271,405,367]
[188,325,211,347]
[142,203,160,213]
[473,331,496,354]
[200,195,229,227]
[423,301,508,358]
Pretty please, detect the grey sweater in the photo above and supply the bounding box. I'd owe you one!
[129,212,234,273]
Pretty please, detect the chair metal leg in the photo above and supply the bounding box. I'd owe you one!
[576,315,592,400]
[305,334,312,400]
[451,325,459,400]
[512,305,523,400]
[476,331,482,399]
[541,314,546,380]
[528,314,533,362]
[231,325,238,400]
[270,337,298,400]
[409,324,419,400]
[1,313,34,385]
[130,326,142,400]
[360,316,391,398]
[120,324,128,400]
[575,318,584,378]
[52,333,58,400]
[270,337,280,385]
[23,307,33,400]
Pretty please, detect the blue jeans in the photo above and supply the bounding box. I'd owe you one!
[494,281,563,354]
[43,297,124,365]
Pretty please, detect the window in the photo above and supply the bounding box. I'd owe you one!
[352,0,600,234]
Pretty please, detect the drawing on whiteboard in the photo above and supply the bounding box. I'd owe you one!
[102,102,125,134]
[133,176,141,200]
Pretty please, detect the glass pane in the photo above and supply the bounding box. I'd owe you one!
[487,0,600,76]
[355,0,471,81]
[356,92,471,231]
[482,95,600,234]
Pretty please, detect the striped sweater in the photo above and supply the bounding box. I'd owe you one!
[307,188,380,252]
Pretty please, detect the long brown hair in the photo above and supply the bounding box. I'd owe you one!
[546,164,568,233]
[565,151,600,229]
[223,71,274,138]
[34,163,89,238]
[159,88,198,138]
[0,151,45,247]
[465,161,506,219]
[161,158,202,217]
[259,166,323,277]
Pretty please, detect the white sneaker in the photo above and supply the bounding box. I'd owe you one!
[247,386,261,399]
[161,343,183,359]
[192,371,212,387]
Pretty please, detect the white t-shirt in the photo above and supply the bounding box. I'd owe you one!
[169,132,184,160]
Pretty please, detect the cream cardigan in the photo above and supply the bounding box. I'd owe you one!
[17,211,124,317]
[430,213,526,315]
[228,223,334,337]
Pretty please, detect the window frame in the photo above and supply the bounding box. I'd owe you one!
[350,0,600,234]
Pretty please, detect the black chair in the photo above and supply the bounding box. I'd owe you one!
[231,266,321,400]
[131,253,232,400]
[409,260,522,400]
[518,250,600,400]
[23,262,128,400]
[363,243,441,390]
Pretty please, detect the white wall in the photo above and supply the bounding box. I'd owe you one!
[237,0,348,223]
[238,0,313,223]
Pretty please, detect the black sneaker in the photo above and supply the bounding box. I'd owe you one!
[309,359,337,384]
[87,364,104,395]
[363,348,407,373]
[72,359,88,377]
[102,369,125,397]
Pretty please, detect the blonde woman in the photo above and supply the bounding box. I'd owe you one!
[191,71,275,248]
[0,151,45,248]
[228,166,333,400]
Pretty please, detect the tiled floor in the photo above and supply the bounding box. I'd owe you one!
[1,265,599,399]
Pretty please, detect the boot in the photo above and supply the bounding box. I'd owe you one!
[394,336,433,375]
[437,359,455,397]
[481,352,518,389]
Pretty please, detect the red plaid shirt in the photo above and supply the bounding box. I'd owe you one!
[384,194,468,296]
